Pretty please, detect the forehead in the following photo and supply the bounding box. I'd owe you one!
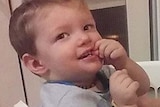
[37,1,89,18]
[32,1,92,33]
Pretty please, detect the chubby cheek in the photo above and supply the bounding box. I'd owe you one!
[48,54,70,73]
[92,33,102,42]
[52,48,74,66]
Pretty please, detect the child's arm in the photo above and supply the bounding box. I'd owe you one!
[137,94,160,107]
[119,58,150,96]
[110,69,139,107]
[94,39,150,96]
[119,105,138,107]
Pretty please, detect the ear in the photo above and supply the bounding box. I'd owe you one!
[22,53,48,76]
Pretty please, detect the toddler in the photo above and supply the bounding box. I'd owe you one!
[9,0,150,107]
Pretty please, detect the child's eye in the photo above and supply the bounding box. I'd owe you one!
[56,33,69,41]
[84,24,94,31]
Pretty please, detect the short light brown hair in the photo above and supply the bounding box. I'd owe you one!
[9,0,87,58]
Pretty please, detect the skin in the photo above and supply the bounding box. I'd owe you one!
[94,38,150,96]
[23,4,103,86]
[110,70,139,107]
[111,74,160,107]
[22,1,150,106]
[137,94,160,107]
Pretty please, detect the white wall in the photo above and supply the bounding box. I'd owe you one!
[157,0,160,60]
[10,0,22,11]
[126,0,151,61]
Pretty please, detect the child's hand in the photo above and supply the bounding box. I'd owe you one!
[94,39,128,69]
[109,69,139,106]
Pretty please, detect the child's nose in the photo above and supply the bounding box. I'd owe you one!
[77,33,91,46]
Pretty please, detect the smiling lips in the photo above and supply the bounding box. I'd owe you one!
[78,51,92,59]
[78,49,99,60]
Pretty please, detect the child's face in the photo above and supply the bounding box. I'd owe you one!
[34,4,102,82]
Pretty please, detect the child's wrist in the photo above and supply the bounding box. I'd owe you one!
[113,58,130,70]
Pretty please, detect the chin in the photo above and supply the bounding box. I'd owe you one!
[78,61,102,73]
[86,64,102,74]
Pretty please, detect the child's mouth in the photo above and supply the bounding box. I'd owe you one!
[78,51,92,59]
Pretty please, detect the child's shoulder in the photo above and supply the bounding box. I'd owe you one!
[41,83,106,107]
